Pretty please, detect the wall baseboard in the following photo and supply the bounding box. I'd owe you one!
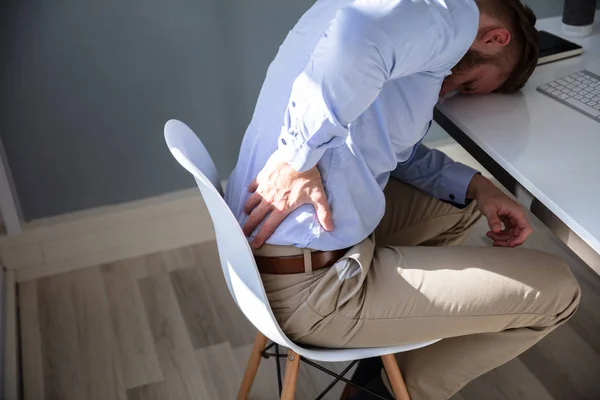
[0,188,216,283]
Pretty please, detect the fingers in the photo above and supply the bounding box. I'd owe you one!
[247,179,258,193]
[251,211,287,248]
[311,192,334,232]
[508,217,533,247]
[486,213,533,247]
[486,231,512,241]
[242,201,272,237]
[244,191,263,215]
[486,230,512,247]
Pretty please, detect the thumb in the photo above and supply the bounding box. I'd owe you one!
[312,196,334,232]
[485,211,503,233]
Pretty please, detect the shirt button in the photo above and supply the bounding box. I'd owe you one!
[281,138,287,145]
[449,194,455,201]
[291,101,296,107]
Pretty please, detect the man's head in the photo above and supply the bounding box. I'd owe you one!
[440,0,539,96]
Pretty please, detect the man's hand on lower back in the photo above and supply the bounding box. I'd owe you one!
[467,174,533,247]
[242,153,333,248]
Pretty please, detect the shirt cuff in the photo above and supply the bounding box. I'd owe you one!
[438,162,479,205]
[277,128,327,172]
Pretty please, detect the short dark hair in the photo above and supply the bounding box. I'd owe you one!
[498,1,539,92]
[477,0,540,93]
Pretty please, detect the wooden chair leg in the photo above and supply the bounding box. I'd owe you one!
[280,349,300,400]
[237,332,269,400]
[381,354,411,400]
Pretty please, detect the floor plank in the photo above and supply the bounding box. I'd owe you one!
[170,267,226,348]
[302,359,354,400]
[18,280,45,400]
[235,343,280,400]
[129,251,167,280]
[102,261,163,389]
[162,245,197,272]
[449,392,469,400]
[193,241,256,347]
[37,273,85,400]
[195,342,243,399]
[459,358,555,400]
[138,271,212,400]
[126,381,169,400]
[70,267,127,400]
[519,324,600,400]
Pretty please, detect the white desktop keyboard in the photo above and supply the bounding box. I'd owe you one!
[537,70,600,122]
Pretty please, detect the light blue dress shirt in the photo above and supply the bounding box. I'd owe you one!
[225,0,480,251]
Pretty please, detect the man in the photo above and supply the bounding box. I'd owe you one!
[225,0,581,399]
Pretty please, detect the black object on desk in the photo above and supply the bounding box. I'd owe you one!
[538,30,583,65]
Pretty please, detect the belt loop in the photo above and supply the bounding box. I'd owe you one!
[303,248,313,275]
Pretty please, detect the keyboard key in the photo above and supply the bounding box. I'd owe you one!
[558,93,569,100]
[595,104,600,110]
[589,101,597,106]
[575,95,583,100]
[565,98,600,117]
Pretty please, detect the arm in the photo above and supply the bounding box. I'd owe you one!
[390,144,479,206]
[277,6,395,172]
[277,3,441,172]
[392,144,533,247]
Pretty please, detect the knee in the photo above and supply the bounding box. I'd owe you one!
[541,253,581,323]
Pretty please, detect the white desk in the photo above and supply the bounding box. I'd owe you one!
[434,12,600,269]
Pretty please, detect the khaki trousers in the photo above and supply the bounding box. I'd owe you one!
[260,179,581,400]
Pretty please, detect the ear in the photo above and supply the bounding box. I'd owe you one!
[481,28,511,47]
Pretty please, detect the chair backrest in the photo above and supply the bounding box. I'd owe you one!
[164,119,294,348]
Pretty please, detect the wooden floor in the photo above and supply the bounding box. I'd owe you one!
[16,145,600,400]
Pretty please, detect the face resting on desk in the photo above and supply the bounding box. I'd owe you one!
[440,56,506,96]
[440,8,535,97]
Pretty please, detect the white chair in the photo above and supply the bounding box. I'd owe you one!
[164,119,439,400]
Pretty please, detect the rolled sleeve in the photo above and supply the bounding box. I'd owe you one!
[277,127,329,172]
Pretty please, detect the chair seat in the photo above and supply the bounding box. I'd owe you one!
[286,339,440,363]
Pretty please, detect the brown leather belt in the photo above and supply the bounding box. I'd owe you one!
[255,248,349,274]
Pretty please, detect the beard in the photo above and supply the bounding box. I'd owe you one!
[452,49,493,74]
